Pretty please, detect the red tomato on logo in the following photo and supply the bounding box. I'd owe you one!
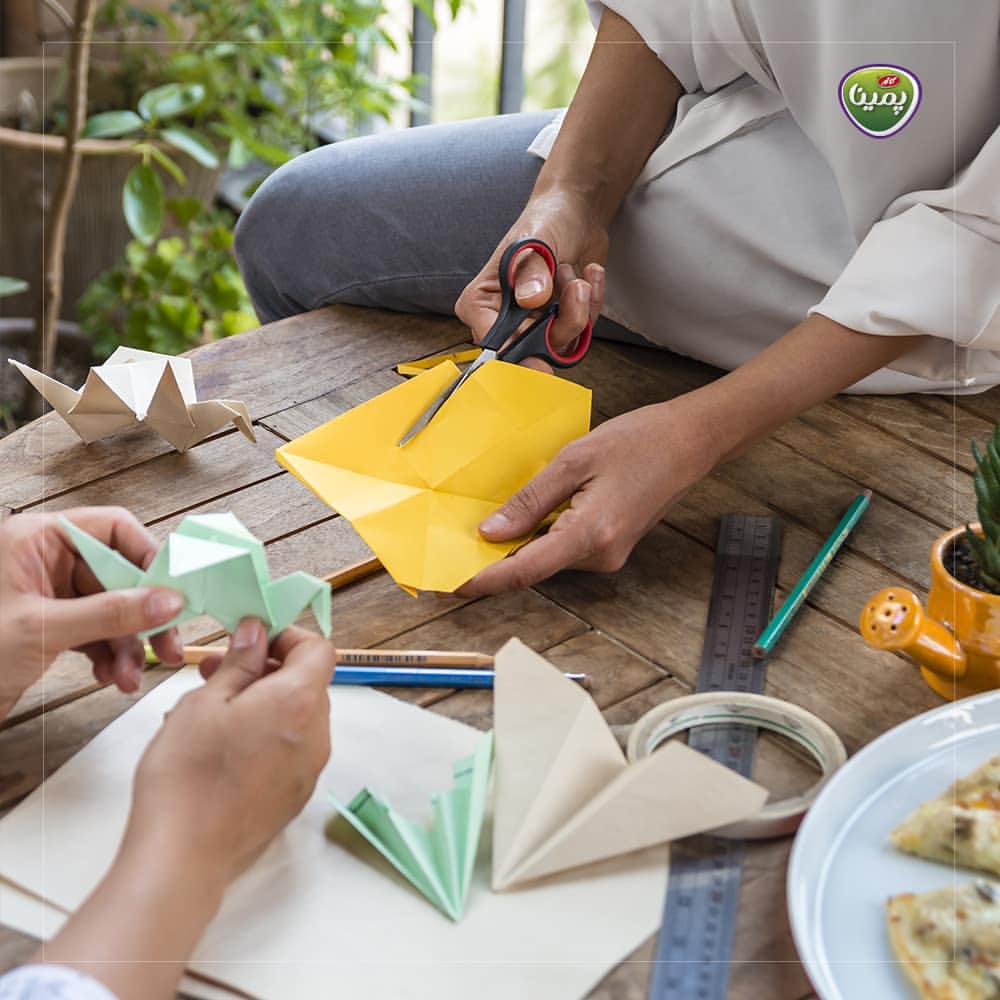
[878,75,899,87]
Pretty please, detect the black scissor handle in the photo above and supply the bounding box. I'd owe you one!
[481,238,558,352]
[499,309,593,368]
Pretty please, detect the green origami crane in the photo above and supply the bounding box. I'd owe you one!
[60,512,331,640]
[331,731,493,921]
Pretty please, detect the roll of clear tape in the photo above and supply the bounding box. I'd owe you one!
[625,692,847,840]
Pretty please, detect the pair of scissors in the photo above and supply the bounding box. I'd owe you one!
[398,237,593,446]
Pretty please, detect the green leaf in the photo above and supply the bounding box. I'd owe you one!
[981,507,1000,546]
[0,276,28,298]
[160,125,219,168]
[227,136,254,170]
[123,163,165,244]
[149,145,187,186]
[987,436,1000,485]
[166,197,202,227]
[973,441,1000,505]
[137,82,205,122]
[82,110,144,138]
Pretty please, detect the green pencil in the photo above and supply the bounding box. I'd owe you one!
[752,489,872,659]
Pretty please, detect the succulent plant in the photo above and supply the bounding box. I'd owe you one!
[965,426,1000,588]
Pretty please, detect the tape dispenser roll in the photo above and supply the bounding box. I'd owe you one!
[626,692,847,839]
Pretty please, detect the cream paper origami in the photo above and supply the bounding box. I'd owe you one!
[61,511,331,640]
[491,639,769,890]
[276,360,591,594]
[9,346,255,451]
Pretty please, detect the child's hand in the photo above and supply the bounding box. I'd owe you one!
[0,507,184,718]
[126,622,334,885]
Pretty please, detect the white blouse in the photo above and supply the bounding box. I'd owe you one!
[530,0,999,391]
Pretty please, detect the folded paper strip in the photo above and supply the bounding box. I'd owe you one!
[331,731,494,920]
[276,360,592,594]
[60,511,330,640]
[491,639,769,890]
[9,346,255,451]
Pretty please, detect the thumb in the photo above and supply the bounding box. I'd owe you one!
[512,248,554,308]
[41,587,185,650]
[479,456,580,541]
[207,618,269,698]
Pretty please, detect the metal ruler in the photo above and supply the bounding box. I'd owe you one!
[648,515,784,1000]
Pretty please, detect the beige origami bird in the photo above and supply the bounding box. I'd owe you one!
[9,346,255,452]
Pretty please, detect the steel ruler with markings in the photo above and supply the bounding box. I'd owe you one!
[648,514,784,1000]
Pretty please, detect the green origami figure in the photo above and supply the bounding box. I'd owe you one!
[60,512,331,640]
[330,731,494,921]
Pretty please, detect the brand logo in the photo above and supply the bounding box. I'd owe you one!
[839,65,921,138]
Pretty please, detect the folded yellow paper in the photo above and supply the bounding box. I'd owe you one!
[276,360,591,594]
[395,349,482,376]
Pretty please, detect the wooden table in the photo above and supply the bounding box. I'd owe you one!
[0,305,988,998]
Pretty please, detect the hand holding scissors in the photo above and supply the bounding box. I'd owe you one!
[398,238,593,446]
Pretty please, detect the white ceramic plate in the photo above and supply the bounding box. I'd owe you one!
[788,689,1000,999]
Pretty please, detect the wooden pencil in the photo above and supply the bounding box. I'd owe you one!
[166,645,494,669]
[324,555,382,590]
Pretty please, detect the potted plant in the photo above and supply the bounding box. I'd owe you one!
[860,427,1000,699]
[1,0,437,322]
[79,198,257,358]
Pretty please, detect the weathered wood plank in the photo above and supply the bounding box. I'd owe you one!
[148,471,333,538]
[0,667,174,812]
[362,589,592,708]
[430,629,673,733]
[771,405,971,530]
[259,368,407,441]
[952,386,1000,426]
[538,521,942,752]
[0,306,464,510]
[719,442,937,590]
[32,427,287,521]
[667,470,920,630]
[833,394,986,474]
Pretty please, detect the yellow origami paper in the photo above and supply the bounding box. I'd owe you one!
[276,360,591,594]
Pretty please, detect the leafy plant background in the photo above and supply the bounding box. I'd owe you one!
[80,198,257,359]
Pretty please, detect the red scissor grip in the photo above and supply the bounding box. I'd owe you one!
[506,239,556,289]
[544,315,593,367]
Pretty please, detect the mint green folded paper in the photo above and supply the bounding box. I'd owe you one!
[59,511,331,640]
[331,731,493,921]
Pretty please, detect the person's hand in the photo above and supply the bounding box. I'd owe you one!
[455,188,607,368]
[0,507,184,716]
[456,399,720,596]
[126,622,334,885]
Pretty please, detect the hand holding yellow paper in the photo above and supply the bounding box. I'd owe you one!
[276,361,591,594]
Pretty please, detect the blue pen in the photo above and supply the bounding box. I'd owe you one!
[331,666,591,689]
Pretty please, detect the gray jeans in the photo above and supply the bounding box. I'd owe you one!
[234,112,560,325]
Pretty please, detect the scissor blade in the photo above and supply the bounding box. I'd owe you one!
[397,351,492,447]
[397,379,457,447]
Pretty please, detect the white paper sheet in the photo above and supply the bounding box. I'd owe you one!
[0,670,666,1000]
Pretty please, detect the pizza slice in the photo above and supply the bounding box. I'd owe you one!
[890,755,1000,877]
[887,881,1000,1000]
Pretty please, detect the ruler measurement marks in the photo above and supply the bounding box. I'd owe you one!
[649,515,784,1000]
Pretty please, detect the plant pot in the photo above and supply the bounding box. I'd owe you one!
[0,317,93,427]
[0,57,221,322]
[859,525,1000,699]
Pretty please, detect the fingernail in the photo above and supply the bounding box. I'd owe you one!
[145,589,185,622]
[232,618,263,650]
[516,278,544,300]
[481,511,511,535]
